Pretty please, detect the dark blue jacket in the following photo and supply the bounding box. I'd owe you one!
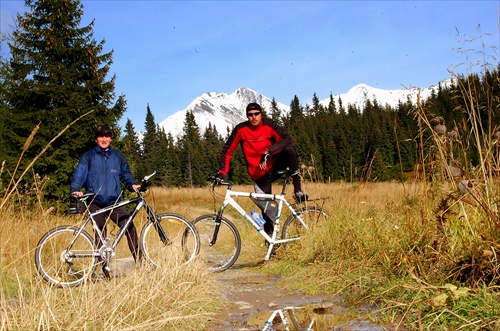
[70,146,137,206]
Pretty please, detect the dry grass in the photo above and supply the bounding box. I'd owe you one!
[183,179,500,330]
[0,191,221,331]
[268,180,500,330]
[2,177,500,330]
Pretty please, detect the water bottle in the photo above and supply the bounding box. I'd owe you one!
[250,210,266,226]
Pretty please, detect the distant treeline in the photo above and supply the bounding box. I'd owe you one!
[0,0,498,204]
[2,67,499,205]
[117,67,500,188]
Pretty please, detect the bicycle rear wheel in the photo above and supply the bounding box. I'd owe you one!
[282,206,329,248]
[34,226,97,287]
[140,213,200,268]
[193,214,241,272]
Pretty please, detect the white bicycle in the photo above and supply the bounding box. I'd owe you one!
[194,170,329,272]
[262,306,315,331]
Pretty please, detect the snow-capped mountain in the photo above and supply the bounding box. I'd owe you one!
[158,87,289,140]
[321,80,451,111]
[159,80,452,140]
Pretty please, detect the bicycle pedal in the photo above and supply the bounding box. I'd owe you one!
[102,265,112,279]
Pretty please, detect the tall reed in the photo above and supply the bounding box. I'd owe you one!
[262,30,500,330]
[0,190,221,331]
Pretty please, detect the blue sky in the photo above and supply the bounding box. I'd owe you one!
[1,1,499,131]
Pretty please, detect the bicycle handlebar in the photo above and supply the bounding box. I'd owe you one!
[142,170,156,182]
[138,171,156,192]
[206,176,232,188]
[70,192,95,201]
[207,170,297,188]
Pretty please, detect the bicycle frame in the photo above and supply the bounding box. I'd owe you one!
[65,197,137,262]
[35,170,202,287]
[67,177,167,264]
[262,306,315,331]
[211,182,309,261]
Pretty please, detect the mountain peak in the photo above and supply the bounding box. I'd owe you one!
[158,87,289,139]
[158,81,449,139]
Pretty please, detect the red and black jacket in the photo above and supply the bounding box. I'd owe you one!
[218,118,293,180]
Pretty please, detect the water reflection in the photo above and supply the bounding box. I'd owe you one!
[261,306,314,331]
[255,303,404,331]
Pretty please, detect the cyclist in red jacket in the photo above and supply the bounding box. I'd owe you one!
[216,102,307,236]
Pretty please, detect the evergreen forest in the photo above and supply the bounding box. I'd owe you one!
[0,0,499,206]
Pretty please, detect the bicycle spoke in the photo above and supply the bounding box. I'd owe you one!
[282,207,329,248]
[35,226,97,287]
[140,213,200,268]
[194,215,241,272]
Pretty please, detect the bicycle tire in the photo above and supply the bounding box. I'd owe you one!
[34,226,97,287]
[282,206,329,248]
[287,307,316,331]
[140,213,200,268]
[193,214,241,272]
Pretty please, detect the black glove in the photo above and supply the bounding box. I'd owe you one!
[139,181,150,192]
[259,152,271,168]
[260,152,270,164]
[215,173,226,182]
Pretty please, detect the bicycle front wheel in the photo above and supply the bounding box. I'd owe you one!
[282,206,329,248]
[140,213,200,268]
[35,226,97,287]
[193,214,241,272]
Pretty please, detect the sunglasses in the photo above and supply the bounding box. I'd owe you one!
[247,111,261,117]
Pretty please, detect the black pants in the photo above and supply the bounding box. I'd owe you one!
[253,145,301,235]
[89,204,141,262]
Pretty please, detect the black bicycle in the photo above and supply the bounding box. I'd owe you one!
[34,171,200,287]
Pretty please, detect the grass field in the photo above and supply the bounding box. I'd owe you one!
[1,179,500,330]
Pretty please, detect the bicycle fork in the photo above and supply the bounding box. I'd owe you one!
[262,307,315,331]
[151,214,169,244]
[143,205,169,245]
[209,210,224,246]
[64,222,93,274]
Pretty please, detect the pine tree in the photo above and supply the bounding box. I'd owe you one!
[164,131,182,186]
[140,104,160,182]
[286,95,313,175]
[1,0,125,201]
[155,126,171,185]
[121,118,141,176]
[269,98,282,125]
[289,95,304,123]
[327,93,337,115]
[0,36,8,179]
[202,123,223,176]
[179,111,204,186]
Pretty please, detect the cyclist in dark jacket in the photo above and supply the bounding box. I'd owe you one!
[216,102,307,236]
[70,125,141,276]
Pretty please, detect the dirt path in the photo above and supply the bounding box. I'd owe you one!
[208,266,406,331]
[114,257,406,330]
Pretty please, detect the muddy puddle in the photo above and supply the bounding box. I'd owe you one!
[210,268,407,331]
[112,257,406,330]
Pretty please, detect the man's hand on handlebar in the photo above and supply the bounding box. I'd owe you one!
[259,152,270,170]
[215,173,226,182]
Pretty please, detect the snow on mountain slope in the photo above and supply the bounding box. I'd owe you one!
[321,81,450,110]
[158,80,452,140]
[158,87,289,139]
